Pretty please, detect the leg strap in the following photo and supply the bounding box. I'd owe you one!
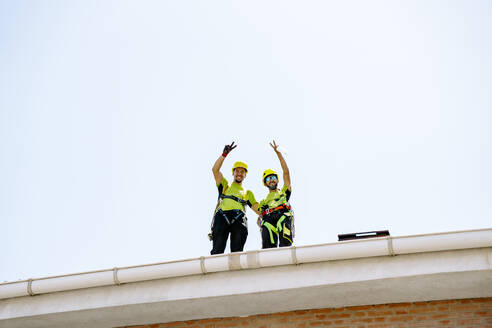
[262,221,278,244]
[277,215,286,233]
[277,215,292,244]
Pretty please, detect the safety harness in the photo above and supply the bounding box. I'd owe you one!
[261,213,292,244]
[260,203,293,244]
[209,191,248,240]
[261,203,291,216]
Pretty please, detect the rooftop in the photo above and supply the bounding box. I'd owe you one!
[1,228,491,328]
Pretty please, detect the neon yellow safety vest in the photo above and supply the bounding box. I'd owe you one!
[217,177,257,212]
[258,185,291,213]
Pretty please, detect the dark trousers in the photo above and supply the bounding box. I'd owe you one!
[211,210,248,255]
[261,212,293,249]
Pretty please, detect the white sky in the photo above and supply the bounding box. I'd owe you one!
[1,1,491,283]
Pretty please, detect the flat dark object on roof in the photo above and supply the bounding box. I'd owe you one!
[338,230,390,241]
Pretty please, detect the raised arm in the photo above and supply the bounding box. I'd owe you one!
[212,142,236,185]
[270,140,290,190]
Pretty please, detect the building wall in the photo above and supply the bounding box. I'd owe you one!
[122,297,492,328]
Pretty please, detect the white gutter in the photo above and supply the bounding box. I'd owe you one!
[1,228,491,300]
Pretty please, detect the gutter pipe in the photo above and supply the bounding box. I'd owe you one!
[1,228,491,300]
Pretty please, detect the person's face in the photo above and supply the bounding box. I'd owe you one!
[265,175,278,190]
[233,167,247,183]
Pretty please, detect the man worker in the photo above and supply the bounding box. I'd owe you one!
[258,140,294,249]
[211,142,260,255]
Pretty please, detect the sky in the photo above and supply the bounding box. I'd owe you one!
[1,0,491,283]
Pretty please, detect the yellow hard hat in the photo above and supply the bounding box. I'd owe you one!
[262,169,278,185]
[232,161,248,173]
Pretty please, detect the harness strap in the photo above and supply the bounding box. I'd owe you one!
[262,221,277,244]
[220,194,248,205]
[262,215,292,245]
[277,215,287,232]
[222,212,231,225]
[218,209,245,225]
[277,215,293,243]
[262,203,291,217]
[283,231,293,244]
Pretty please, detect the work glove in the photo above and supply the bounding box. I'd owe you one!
[222,141,236,157]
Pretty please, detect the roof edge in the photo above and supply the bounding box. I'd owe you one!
[1,227,491,300]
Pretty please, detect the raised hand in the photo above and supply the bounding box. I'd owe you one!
[269,140,280,153]
[270,139,291,189]
[222,141,237,157]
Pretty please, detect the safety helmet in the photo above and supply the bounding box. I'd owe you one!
[232,161,248,174]
[262,169,278,185]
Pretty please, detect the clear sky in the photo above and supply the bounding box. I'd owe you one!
[1,0,491,283]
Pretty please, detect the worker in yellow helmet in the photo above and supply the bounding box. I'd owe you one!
[210,142,260,254]
[257,140,294,249]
